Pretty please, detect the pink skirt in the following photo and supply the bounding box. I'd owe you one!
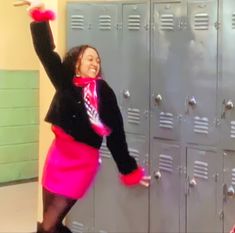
[42,126,100,199]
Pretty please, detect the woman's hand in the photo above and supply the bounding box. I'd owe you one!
[13,0,45,11]
[139,175,151,187]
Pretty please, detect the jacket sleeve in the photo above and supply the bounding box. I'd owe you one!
[30,21,67,89]
[98,80,139,175]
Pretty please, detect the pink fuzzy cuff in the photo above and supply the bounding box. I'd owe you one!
[120,167,144,186]
[231,226,235,233]
[29,9,56,22]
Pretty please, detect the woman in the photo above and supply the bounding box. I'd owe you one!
[14,1,150,233]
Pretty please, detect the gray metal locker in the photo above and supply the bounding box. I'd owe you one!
[185,147,222,233]
[150,139,182,233]
[223,151,235,233]
[120,3,150,136]
[67,2,121,90]
[182,0,218,146]
[94,134,149,233]
[65,1,235,233]
[66,9,98,233]
[220,0,235,150]
[87,3,121,87]
[67,3,94,46]
[150,1,187,141]
[66,3,149,233]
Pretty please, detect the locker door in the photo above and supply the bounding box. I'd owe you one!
[66,4,120,233]
[89,3,120,87]
[186,147,222,233]
[150,139,182,233]
[66,5,96,233]
[220,0,235,150]
[183,1,218,146]
[223,151,235,233]
[151,2,187,141]
[94,134,149,233]
[67,3,120,87]
[67,3,93,48]
[120,3,149,135]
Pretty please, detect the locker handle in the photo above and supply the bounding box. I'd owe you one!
[224,100,234,110]
[154,170,161,180]
[227,185,235,197]
[221,100,234,118]
[123,89,130,99]
[188,96,197,107]
[189,177,197,187]
[154,94,162,105]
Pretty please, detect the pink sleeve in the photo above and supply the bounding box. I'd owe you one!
[29,9,56,22]
[230,225,235,233]
[120,166,144,186]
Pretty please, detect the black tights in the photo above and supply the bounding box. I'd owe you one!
[37,188,77,233]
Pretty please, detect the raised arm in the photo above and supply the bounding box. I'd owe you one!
[30,21,67,89]
[14,0,67,89]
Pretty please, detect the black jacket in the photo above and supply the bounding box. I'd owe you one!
[30,21,137,174]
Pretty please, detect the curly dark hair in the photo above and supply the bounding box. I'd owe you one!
[62,45,102,78]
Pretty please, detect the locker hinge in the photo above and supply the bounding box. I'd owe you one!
[115,23,122,30]
[178,19,187,30]
[219,210,224,220]
[144,24,149,31]
[213,173,219,182]
[214,21,221,30]
[184,175,189,196]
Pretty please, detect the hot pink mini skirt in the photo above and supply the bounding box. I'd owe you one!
[42,126,100,199]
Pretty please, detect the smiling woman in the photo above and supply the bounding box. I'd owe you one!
[74,46,101,78]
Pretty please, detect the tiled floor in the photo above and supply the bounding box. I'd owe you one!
[0,181,38,233]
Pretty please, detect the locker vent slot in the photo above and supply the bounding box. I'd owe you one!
[100,143,111,158]
[159,112,174,129]
[71,221,86,233]
[70,15,85,30]
[232,168,235,185]
[230,121,235,138]
[232,13,235,29]
[129,148,140,161]
[193,116,209,134]
[99,15,112,30]
[128,15,141,30]
[194,13,209,30]
[127,108,141,124]
[159,154,173,173]
[193,160,208,180]
[160,14,174,31]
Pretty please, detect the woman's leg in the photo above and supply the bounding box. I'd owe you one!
[37,188,76,233]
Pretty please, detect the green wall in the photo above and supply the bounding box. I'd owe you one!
[0,70,39,183]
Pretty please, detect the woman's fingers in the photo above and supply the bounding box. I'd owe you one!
[139,180,150,187]
[27,1,45,11]
[13,0,45,11]
[139,175,151,187]
[13,0,30,7]
[142,175,151,181]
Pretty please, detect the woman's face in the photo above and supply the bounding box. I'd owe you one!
[76,47,101,78]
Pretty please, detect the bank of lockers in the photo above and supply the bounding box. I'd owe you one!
[65,1,235,232]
